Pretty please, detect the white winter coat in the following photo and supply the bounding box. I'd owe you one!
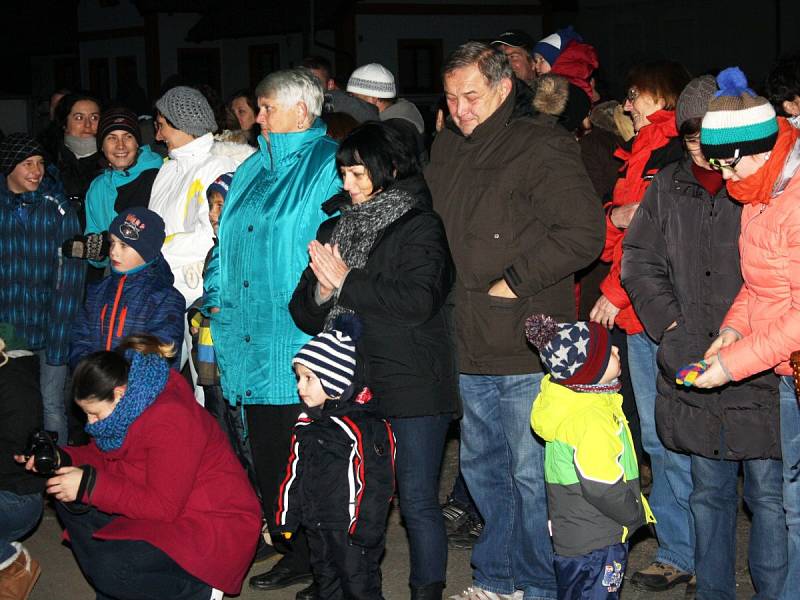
[148,133,240,306]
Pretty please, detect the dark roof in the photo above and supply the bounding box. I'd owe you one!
[186,0,350,41]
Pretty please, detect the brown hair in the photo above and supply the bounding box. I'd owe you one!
[72,335,175,403]
[117,334,176,359]
[322,112,359,142]
[627,61,692,111]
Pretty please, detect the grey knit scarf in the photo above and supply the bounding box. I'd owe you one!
[323,186,416,329]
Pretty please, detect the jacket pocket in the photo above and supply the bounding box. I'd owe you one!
[466,290,529,361]
[656,326,690,380]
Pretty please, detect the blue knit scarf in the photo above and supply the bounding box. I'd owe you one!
[85,351,170,452]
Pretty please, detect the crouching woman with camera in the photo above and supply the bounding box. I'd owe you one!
[18,335,262,600]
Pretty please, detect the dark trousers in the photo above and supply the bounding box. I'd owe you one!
[307,529,384,600]
[56,503,211,600]
[554,543,628,600]
[389,413,451,586]
[202,386,259,495]
[246,404,311,573]
[610,327,642,461]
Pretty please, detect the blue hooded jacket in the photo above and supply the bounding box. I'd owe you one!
[70,255,185,369]
[203,119,340,405]
[0,165,85,365]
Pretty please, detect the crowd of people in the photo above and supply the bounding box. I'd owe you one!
[2,21,800,600]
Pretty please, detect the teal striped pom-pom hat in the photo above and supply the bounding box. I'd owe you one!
[701,66,778,160]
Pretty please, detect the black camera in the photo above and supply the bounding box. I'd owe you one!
[25,430,60,477]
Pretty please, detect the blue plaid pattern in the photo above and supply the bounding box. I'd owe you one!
[0,166,85,365]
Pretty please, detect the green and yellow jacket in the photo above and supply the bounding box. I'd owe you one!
[531,375,655,557]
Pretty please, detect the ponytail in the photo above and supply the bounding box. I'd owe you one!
[72,335,175,403]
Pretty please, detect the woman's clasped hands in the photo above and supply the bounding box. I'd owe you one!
[309,241,350,301]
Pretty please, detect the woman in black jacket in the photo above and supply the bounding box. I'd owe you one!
[290,122,458,600]
[621,76,785,599]
[41,92,104,230]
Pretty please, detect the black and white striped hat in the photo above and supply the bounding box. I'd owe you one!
[292,315,362,399]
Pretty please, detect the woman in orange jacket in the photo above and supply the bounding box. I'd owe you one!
[694,66,799,599]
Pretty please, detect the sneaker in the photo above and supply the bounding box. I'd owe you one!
[449,586,522,600]
[0,544,41,600]
[630,562,692,591]
[448,515,484,549]
[441,498,471,533]
[684,576,697,599]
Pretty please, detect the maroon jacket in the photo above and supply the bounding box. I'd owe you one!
[65,372,261,594]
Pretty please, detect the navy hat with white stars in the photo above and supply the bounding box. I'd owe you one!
[525,314,612,385]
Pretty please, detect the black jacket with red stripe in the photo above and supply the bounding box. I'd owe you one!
[273,389,395,548]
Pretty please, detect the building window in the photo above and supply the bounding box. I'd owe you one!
[397,39,443,94]
[54,57,80,91]
[177,48,222,93]
[249,44,281,90]
[88,58,111,101]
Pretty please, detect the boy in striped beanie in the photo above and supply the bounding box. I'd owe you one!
[274,314,395,598]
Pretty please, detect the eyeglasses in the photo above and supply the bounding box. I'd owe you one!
[626,88,639,103]
[684,134,701,145]
[708,154,743,173]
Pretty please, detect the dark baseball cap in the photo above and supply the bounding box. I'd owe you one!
[491,30,534,50]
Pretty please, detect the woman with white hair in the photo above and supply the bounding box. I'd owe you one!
[202,67,340,596]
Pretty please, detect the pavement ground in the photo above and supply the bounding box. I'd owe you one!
[25,436,757,599]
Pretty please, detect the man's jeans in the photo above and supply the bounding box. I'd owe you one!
[0,491,42,563]
[627,332,694,573]
[35,350,68,446]
[779,376,800,600]
[460,373,556,600]
[691,456,786,599]
[389,413,452,586]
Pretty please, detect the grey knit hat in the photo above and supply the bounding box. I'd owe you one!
[676,75,717,130]
[155,86,217,137]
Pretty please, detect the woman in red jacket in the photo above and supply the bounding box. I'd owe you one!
[24,335,261,599]
[589,61,696,592]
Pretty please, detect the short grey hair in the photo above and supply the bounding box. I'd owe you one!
[443,41,513,88]
[255,67,324,120]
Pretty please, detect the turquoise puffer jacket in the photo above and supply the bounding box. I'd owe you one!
[204,119,340,405]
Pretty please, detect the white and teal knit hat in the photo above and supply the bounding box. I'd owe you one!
[701,67,778,160]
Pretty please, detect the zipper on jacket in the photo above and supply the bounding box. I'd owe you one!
[105,275,127,351]
[740,204,768,269]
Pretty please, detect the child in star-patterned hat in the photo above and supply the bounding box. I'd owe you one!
[525,314,654,599]
[525,314,616,391]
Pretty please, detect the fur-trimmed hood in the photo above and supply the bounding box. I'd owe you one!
[533,75,570,116]
[211,138,256,168]
[531,74,591,133]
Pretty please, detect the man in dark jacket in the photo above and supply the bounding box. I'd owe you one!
[425,42,604,600]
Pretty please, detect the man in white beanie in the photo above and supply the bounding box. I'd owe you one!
[347,63,426,135]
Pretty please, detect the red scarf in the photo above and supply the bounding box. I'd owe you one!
[726,117,799,205]
[612,109,678,204]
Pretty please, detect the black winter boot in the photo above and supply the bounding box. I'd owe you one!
[411,582,445,600]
